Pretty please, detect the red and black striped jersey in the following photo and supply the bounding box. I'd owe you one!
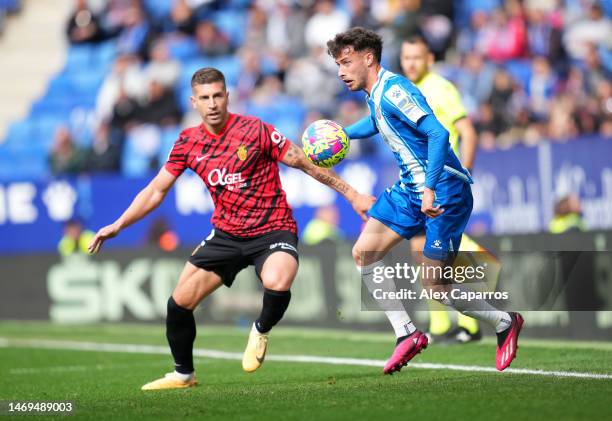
[165,113,297,237]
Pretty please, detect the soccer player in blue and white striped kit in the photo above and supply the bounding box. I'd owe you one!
[327,28,524,374]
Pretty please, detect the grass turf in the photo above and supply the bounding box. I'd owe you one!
[0,322,610,420]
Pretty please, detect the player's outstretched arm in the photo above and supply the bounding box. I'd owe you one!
[344,116,378,140]
[281,142,375,221]
[88,168,177,254]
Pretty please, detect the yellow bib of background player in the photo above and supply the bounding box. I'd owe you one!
[415,73,467,156]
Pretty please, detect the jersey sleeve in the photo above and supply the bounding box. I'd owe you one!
[418,114,450,190]
[382,81,433,126]
[345,115,379,139]
[260,122,290,161]
[164,133,189,177]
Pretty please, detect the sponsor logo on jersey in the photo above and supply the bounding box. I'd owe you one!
[208,168,246,188]
[431,239,443,249]
[271,129,286,146]
[384,85,427,123]
[237,144,248,161]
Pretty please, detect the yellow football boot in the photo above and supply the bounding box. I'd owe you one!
[141,372,198,390]
[242,325,269,372]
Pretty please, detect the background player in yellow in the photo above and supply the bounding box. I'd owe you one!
[400,35,496,344]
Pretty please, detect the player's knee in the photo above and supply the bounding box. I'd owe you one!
[261,269,294,291]
[170,292,194,310]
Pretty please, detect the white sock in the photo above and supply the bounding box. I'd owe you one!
[173,370,194,381]
[440,284,511,333]
[359,261,416,338]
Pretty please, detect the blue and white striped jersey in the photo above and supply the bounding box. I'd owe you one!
[345,68,472,195]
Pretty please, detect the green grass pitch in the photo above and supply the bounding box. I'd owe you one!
[0,322,610,420]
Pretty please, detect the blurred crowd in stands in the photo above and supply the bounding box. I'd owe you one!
[21,0,612,175]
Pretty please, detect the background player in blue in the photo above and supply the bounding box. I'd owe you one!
[327,28,524,374]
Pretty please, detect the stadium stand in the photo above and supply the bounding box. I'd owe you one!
[0,0,610,181]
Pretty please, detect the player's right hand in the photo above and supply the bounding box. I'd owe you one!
[421,187,444,218]
[350,193,376,222]
[88,223,121,254]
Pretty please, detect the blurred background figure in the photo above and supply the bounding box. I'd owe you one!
[49,126,86,176]
[58,217,95,257]
[302,205,342,246]
[304,0,350,50]
[66,0,107,44]
[147,217,179,252]
[84,122,120,173]
[549,194,586,234]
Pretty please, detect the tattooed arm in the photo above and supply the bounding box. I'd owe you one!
[281,141,375,221]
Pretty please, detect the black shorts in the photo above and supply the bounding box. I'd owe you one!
[188,229,299,287]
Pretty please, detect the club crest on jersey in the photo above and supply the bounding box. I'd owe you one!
[237,144,248,161]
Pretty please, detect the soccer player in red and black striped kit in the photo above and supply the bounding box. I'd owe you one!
[88,67,375,390]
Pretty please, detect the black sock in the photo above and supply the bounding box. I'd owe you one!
[396,334,410,345]
[166,297,196,374]
[255,289,291,333]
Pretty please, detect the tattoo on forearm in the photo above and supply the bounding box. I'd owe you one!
[313,169,350,195]
[283,143,351,196]
[283,143,301,166]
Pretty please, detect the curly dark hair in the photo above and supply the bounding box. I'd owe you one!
[327,27,383,63]
[191,67,226,88]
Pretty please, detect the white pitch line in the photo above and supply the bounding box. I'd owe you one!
[1,337,611,380]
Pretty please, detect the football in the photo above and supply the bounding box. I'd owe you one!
[301,119,350,168]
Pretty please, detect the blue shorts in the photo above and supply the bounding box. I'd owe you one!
[368,180,473,261]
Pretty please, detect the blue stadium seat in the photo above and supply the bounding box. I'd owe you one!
[92,41,118,71]
[65,45,93,71]
[168,38,199,61]
[122,146,153,178]
[212,55,240,87]
[143,0,172,21]
[69,71,105,93]
[4,120,31,144]
[176,85,192,113]
[30,97,78,116]
[212,10,247,47]
[182,57,214,80]
[455,0,501,26]
[121,126,161,177]
[504,60,532,91]
[157,126,180,165]
[0,152,47,180]
[260,56,279,76]
[227,0,250,9]
[273,119,301,143]
[30,115,64,138]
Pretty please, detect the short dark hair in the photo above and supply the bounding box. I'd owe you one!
[327,27,382,63]
[191,67,226,88]
[402,35,431,52]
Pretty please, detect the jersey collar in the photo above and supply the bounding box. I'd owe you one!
[415,72,433,88]
[368,67,387,99]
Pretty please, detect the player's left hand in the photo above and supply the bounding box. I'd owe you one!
[351,193,376,221]
[88,222,121,254]
[421,187,444,218]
